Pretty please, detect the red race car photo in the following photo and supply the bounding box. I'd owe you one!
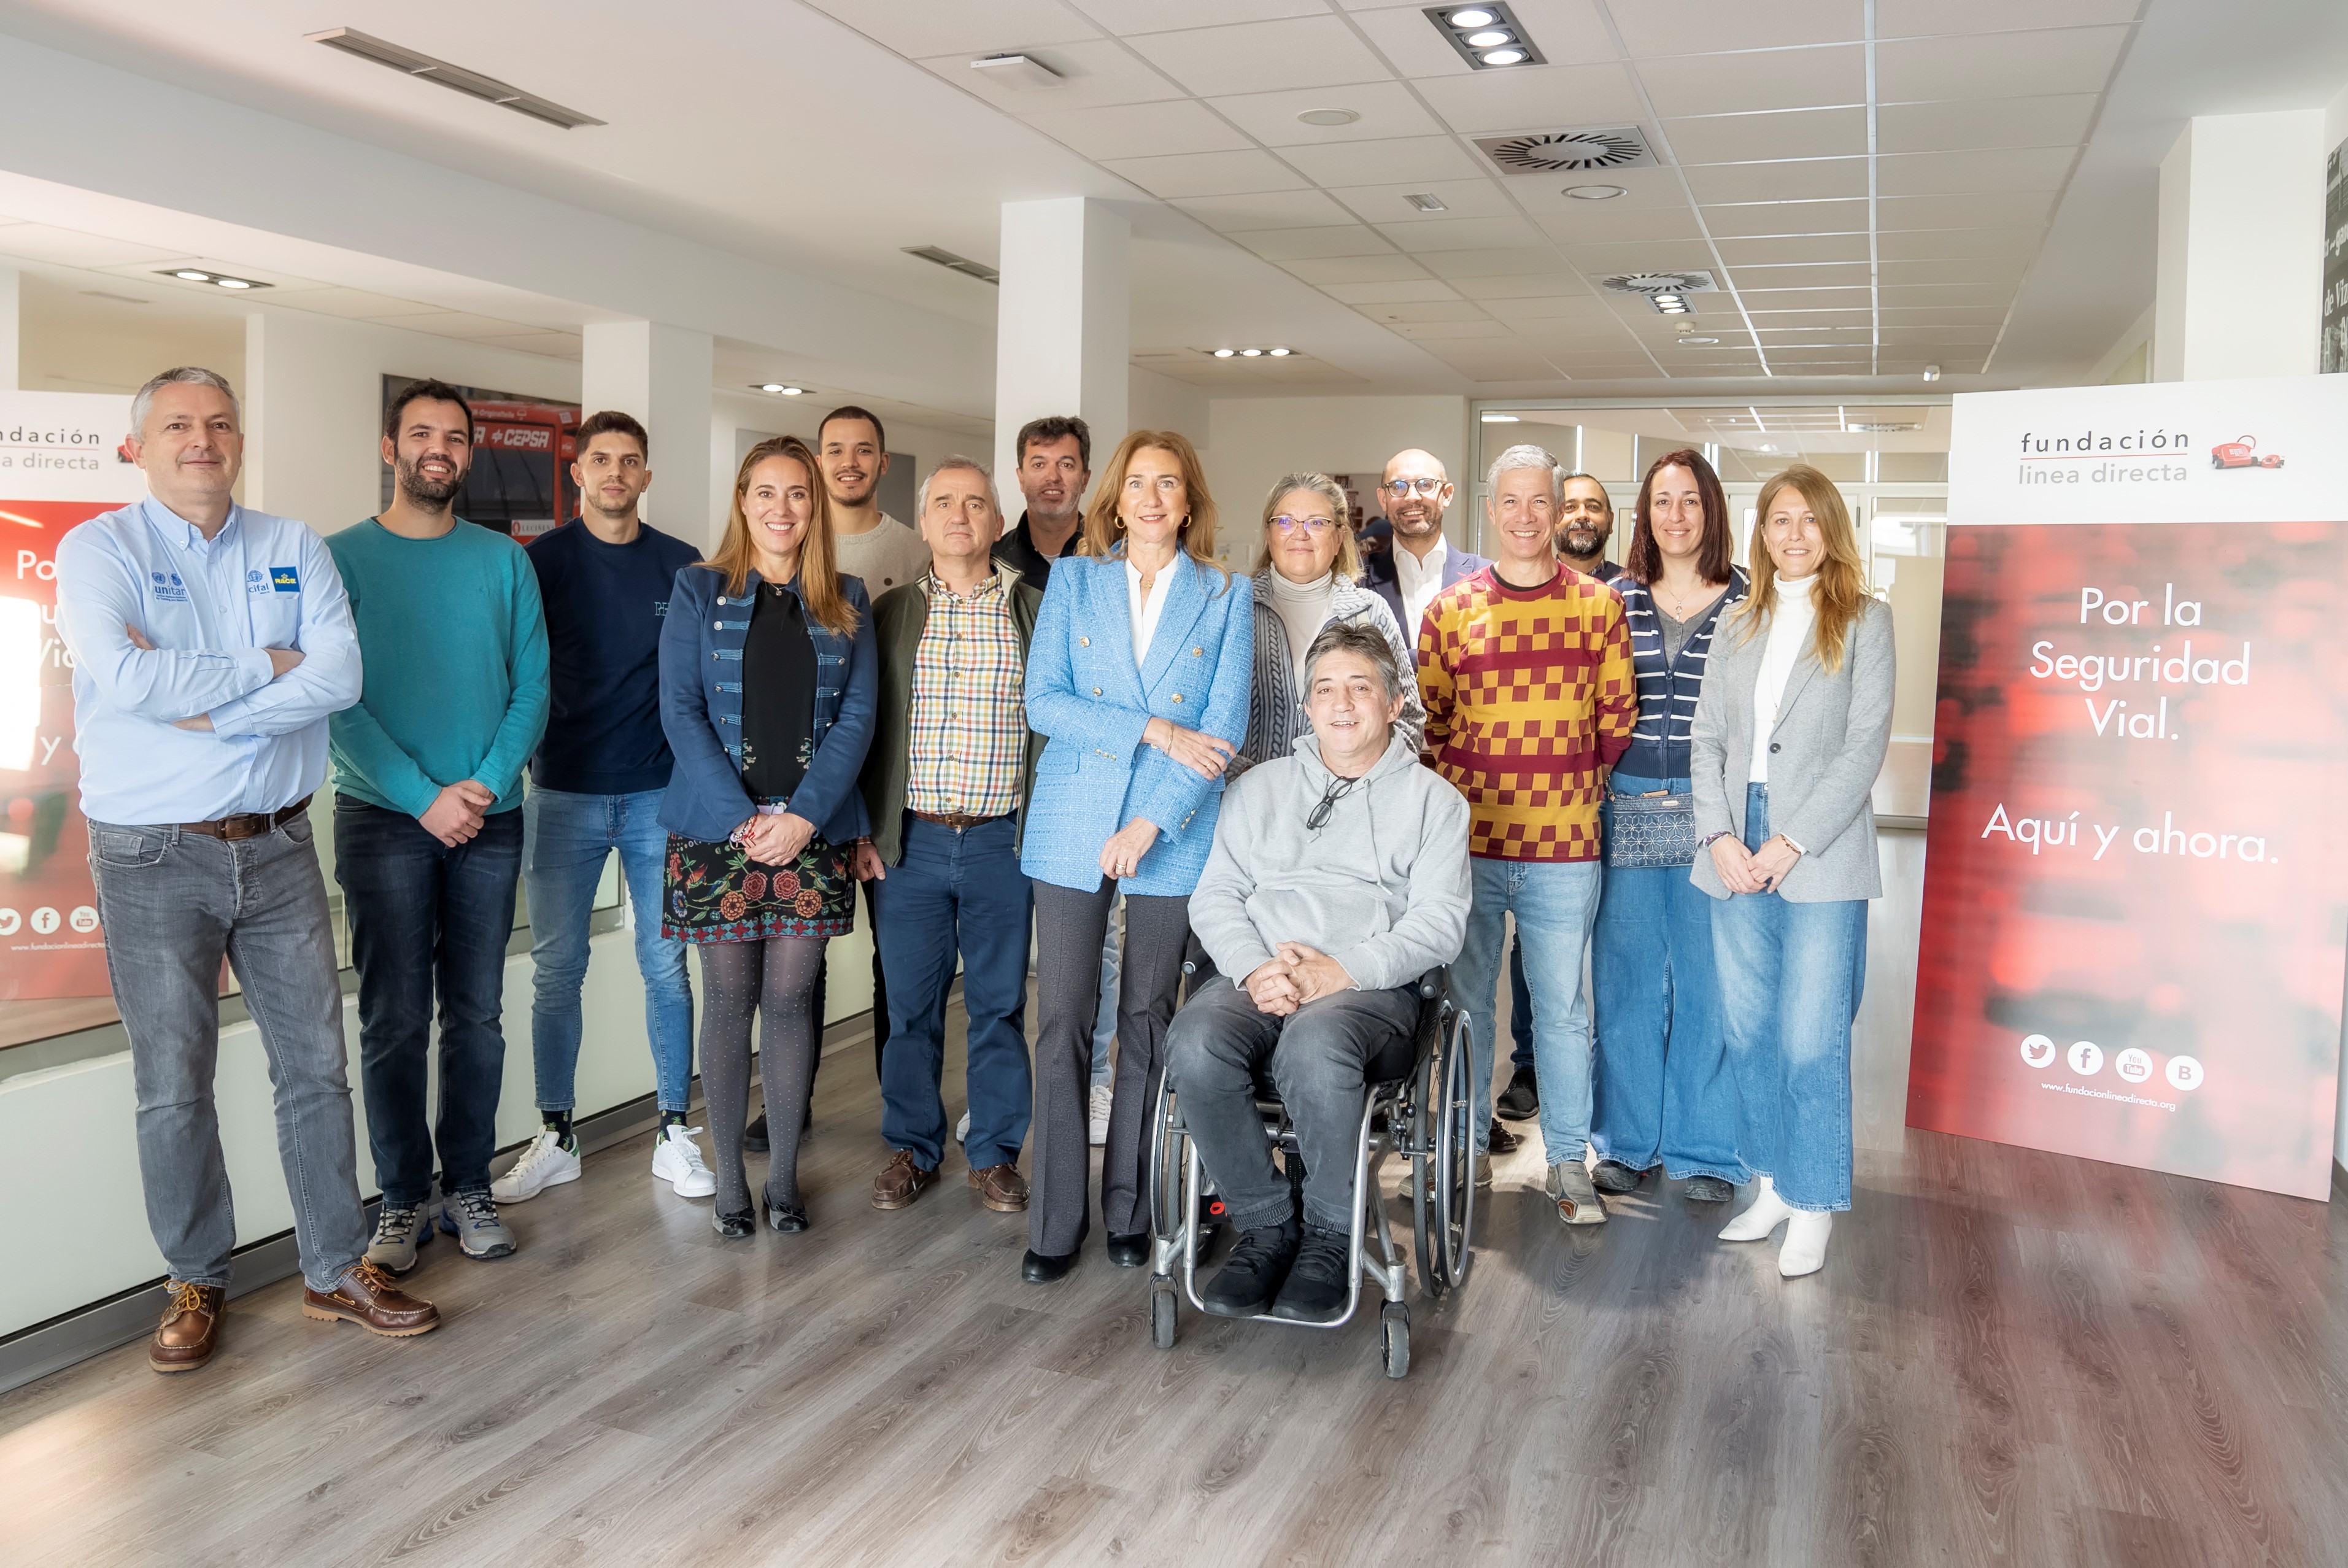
[2211,436,2285,469]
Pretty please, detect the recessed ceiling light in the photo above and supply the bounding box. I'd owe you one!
[1923,365,1943,382]
[1267,347,1292,357]
[1430,3,1543,69]
[903,244,1000,285]
[970,52,1064,90]
[1240,347,1263,357]
[1402,192,1448,212]
[1480,412,1520,423]
[173,269,212,281]
[1480,48,1526,64]
[308,28,604,128]
[752,383,806,395]
[1465,29,1512,47]
[1213,348,1237,358]
[1449,9,1497,26]
[155,267,271,290]
[215,278,252,289]
[1297,107,1360,127]
[1563,183,1625,200]
[1757,444,1780,453]
[1677,336,1722,346]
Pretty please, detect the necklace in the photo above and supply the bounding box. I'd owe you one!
[1658,576,1719,620]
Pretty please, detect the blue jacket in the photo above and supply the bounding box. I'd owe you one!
[657,562,877,846]
[1019,554,1253,897]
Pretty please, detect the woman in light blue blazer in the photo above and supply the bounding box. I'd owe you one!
[1019,430,1253,1284]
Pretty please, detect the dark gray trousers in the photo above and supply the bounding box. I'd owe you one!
[1165,977,1419,1234]
[1029,878,1190,1257]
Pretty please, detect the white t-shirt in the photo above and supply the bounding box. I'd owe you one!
[831,512,930,597]
[1127,552,1183,665]
[1749,573,1818,784]
[1392,537,1451,641]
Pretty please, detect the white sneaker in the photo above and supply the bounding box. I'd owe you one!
[492,1130,579,1203]
[651,1124,716,1199]
[955,1110,971,1145]
[1089,1083,1113,1147]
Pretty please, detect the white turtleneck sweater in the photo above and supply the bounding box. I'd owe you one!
[1268,568,1335,681]
[1748,572,1818,784]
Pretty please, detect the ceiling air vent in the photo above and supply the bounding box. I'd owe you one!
[903,246,1001,285]
[1600,271,1717,297]
[309,28,605,128]
[1473,125,1658,176]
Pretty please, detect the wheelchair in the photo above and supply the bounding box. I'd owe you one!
[1145,967,1477,1380]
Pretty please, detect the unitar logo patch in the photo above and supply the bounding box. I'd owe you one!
[270,565,301,592]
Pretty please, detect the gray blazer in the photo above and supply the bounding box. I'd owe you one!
[1688,596,1894,903]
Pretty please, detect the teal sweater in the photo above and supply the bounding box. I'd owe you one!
[326,518,549,817]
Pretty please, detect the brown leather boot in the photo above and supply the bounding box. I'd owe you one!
[302,1260,440,1337]
[968,1164,1029,1213]
[871,1148,940,1210]
[150,1281,225,1373]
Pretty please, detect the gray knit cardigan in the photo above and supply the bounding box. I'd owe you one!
[1234,565,1426,775]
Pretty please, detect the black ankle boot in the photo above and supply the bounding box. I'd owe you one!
[1272,1225,1351,1322]
[1201,1219,1300,1317]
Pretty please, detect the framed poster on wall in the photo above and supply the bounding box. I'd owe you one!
[380,376,580,538]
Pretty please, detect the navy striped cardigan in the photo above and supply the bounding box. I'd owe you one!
[1614,565,1748,782]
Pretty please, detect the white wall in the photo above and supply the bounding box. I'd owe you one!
[1202,394,1471,571]
[713,389,989,527]
[2152,112,2327,382]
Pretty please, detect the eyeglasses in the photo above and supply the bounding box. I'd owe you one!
[1383,477,1444,498]
[1307,775,1359,830]
[1270,514,1337,535]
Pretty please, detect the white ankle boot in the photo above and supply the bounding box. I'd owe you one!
[1718,1175,1794,1242]
[1778,1211,1833,1278]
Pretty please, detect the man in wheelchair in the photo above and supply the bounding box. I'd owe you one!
[1169,622,1470,1321]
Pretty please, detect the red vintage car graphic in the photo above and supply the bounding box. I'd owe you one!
[2210,436,2285,469]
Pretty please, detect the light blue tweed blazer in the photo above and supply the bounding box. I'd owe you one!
[1019,552,1254,897]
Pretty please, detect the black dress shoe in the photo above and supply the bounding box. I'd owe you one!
[712,1208,755,1238]
[1202,1220,1300,1317]
[1495,1066,1541,1121]
[1270,1226,1351,1323]
[1590,1159,1643,1195]
[1105,1231,1151,1268]
[743,1114,769,1154]
[1021,1248,1078,1283]
[1486,1120,1522,1155]
[764,1197,809,1233]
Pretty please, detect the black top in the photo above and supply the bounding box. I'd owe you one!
[740,582,817,802]
[525,520,702,794]
[991,511,1083,587]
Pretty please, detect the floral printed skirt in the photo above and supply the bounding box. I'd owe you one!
[661,832,855,943]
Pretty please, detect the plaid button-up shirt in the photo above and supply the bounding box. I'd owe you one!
[906,570,1027,818]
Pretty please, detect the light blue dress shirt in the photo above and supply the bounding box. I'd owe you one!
[55,497,363,824]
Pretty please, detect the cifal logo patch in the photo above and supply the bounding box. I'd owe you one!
[2209,436,2285,471]
[270,565,301,592]
[247,568,272,595]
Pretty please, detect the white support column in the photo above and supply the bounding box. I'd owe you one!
[0,267,18,389]
[993,198,1129,496]
[582,320,715,547]
[2153,111,2327,382]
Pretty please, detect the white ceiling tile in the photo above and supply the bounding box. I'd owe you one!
[1388,318,1516,338]
[1683,158,1869,204]
[1205,82,1447,146]
[1881,306,2009,325]
[1419,246,1575,279]
[1021,99,1253,158]
[1415,63,1645,136]
[1510,168,1691,214]
[1876,226,2044,260]
[1280,253,1435,283]
[1730,261,1874,288]
[1356,299,1497,324]
[1127,16,1391,96]
[1877,94,2098,154]
[1876,27,2130,103]
[1318,279,1466,304]
[481,332,584,357]
[1882,257,2024,285]
[1635,45,1864,118]
[1071,0,1323,34]
[1877,282,2017,307]
[1875,0,2139,38]
[1699,199,1869,238]
[1483,296,1616,325]
[0,225,183,268]
[1173,188,1360,231]
[282,288,447,319]
[1378,215,1548,252]
[1880,325,1996,342]
[1100,149,1311,199]
[1738,309,1876,329]
[396,311,541,342]
[1330,179,1520,225]
[1878,190,2056,230]
[1615,0,1863,56]
[1555,238,1721,272]
[1279,136,1488,186]
[1740,286,1874,310]
[1534,205,1705,244]
[1877,146,2077,197]
[806,0,1100,56]
[1233,225,1400,260]
[1456,276,1603,303]
[919,39,1182,112]
[1663,107,1867,164]
[1712,233,1870,265]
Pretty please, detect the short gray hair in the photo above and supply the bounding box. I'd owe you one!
[917,455,997,516]
[1303,620,1402,703]
[1485,442,1562,502]
[130,366,240,438]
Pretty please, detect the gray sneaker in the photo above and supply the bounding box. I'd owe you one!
[1545,1160,1609,1226]
[438,1189,517,1260]
[366,1202,431,1274]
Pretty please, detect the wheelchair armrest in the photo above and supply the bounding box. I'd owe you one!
[1415,967,1445,1001]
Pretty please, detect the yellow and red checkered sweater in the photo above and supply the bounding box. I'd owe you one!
[1417,565,1637,862]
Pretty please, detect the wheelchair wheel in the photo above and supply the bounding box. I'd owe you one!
[1151,1282,1178,1351]
[1410,1041,1447,1300]
[1149,1081,1185,1242]
[1432,1010,1477,1292]
[1380,1302,1410,1380]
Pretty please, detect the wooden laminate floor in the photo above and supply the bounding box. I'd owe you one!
[6,833,2346,1567]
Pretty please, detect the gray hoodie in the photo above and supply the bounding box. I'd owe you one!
[1188,729,1471,994]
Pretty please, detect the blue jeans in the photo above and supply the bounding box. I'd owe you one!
[1711,783,1866,1212]
[90,813,370,1292]
[1589,774,1746,1183]
[523,786,694,1113]
[876,816,1034,1170]
[336,798,525,1205]
[1454,857,1603,1161]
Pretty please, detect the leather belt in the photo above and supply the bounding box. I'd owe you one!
[180,797,311,842]
[911,809,1005,831]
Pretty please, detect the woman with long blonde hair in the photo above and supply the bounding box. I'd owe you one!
[657,434,878,1238]
[1018,430,1253,1283]
[1686,463,1893,1278]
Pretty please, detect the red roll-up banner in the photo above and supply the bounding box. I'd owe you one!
[1908,376,2348,1200]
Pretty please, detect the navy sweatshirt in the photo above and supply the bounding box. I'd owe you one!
[525,519,702,795]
